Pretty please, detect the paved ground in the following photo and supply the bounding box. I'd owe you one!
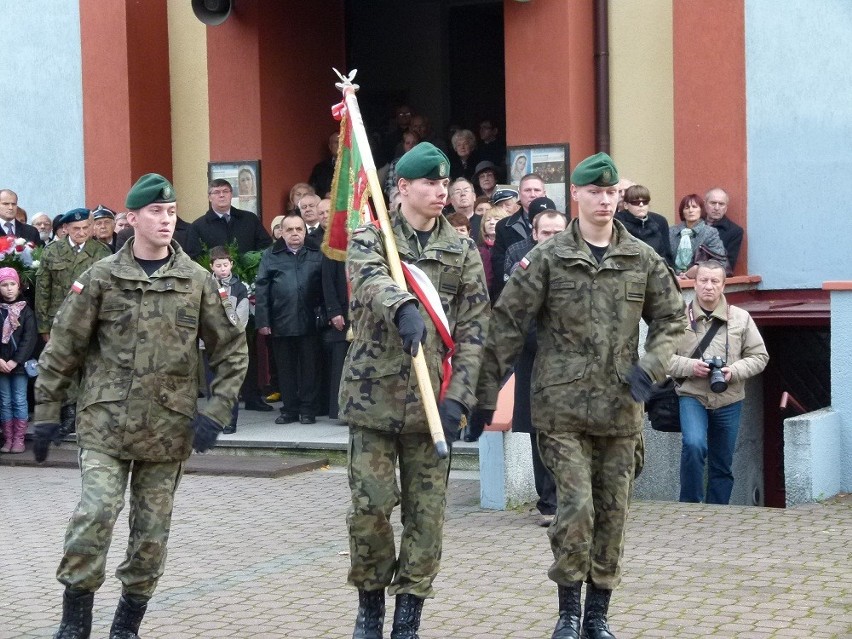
[1,464,850,638]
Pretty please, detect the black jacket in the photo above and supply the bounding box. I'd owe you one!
[0,303,36,375]
[254,240,323,337]
[614,210,674,267]
[186,208,272,259]
[490,208,531,300]
[305,225,325,251]
[1,221,43,247]
[321,256,349,343]
[711,216,744,270]
[308,158,335,198]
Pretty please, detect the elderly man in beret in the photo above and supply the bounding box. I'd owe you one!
[342,142,489,639]
[473,153,685,639]
[34,173,248,639]
[35,207,112,436]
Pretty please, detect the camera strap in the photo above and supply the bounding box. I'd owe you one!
[687,304,724,360]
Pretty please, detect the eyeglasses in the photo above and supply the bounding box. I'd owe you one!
[397,111,411,117]
[627,200,649,206]
[210,189,232,196]
[452,187,474,196]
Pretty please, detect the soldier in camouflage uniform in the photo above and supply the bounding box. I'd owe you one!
[33,174,248,639]
[35,208,111,434]
[472,153,685,639]
[341,142,489,639]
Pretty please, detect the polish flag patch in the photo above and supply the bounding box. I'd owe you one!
[519,256,531,270]
[71,281,84,294]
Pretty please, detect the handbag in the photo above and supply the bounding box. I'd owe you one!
[646,317,723,432]
[9,334,39,378]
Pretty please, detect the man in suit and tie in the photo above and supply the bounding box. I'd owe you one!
[0,189,44,246]
[299,193,325,249]
[187,178,273,412]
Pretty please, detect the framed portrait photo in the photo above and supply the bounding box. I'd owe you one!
[506,144,569,214]
[207,160,261,216]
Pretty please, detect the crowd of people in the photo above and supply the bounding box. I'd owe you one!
[3,108,766,639]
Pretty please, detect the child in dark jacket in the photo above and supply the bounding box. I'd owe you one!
[0,267,36,453]
[207,246,249,434]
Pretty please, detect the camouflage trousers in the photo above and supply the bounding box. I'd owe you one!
[538,431,644,590]
[57,449,184,598]
[347,426,451,598]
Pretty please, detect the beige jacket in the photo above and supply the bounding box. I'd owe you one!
[669,295,768,409]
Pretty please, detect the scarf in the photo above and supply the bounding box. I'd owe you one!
[675,228,695,273]
[1,301,27,344]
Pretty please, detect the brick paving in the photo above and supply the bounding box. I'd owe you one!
[1,465,850,638]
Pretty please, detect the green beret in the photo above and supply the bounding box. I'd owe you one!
[125,173,176,209]
[61,208,90,224]
[570,152,619,187]
[395,142,451,180]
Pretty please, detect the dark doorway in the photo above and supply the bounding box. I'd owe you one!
[344,0,505,163]
[761,326,831,507]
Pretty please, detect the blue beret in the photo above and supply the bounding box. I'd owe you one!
[61,208,90,225]
[395,142,451,180]
[125,173,176,209]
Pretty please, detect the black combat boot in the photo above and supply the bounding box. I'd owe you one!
[582,583,616,639]
[551,582,582,639]
[59,404,77,435]
[352,588,385,639]
[109,594,148,639]
[389,593,424,639]
[54,589,94,639]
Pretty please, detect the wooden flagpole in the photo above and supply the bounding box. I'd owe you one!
[334,69,449,459]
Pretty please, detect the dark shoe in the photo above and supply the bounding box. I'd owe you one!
[109,594,148,639]
[54,589,94,639]
[300,415,316,424]
[352,589,385,639]
[222,425,237,435]
[551,582,581,639]
[275,413,299,425]
[390,593,424,639]
[244,398,274,412]
[582,584,616,639]
[539,513,555,527]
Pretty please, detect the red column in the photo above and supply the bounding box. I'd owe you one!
[673,0,748,273]
[79,0,173,209]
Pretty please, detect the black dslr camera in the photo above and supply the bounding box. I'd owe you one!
[703,356,727,393]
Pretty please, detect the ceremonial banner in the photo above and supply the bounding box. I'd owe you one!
[322,101,373,261]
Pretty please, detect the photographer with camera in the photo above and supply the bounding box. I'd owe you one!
[668,260,768,504]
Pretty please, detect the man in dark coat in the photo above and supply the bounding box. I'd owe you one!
[187,178,273,411]
[321,254,349,421]
[705,187,744,271]
[0,189,44,246]
[255,214,323,424]
[308,132,339,198]
[490,174,547,300]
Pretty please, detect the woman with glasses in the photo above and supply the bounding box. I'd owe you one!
[614,184,674,267]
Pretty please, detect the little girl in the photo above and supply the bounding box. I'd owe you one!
[0,267,36,453]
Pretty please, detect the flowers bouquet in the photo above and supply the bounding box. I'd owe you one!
[0,235,41,287]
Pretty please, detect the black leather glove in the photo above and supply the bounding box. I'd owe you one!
[394,302,427,357]
[626,364,654,403]
[191,414,222,453]
[438,399,466,443]
[33,422,62,463]
[466,409,495,442]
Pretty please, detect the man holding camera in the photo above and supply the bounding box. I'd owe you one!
[668,260,768,504]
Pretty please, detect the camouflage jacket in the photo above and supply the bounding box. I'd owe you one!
[34,239,248,462]
[476,219,685,437]
[35,237,112,333]
[340,213,490,433]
